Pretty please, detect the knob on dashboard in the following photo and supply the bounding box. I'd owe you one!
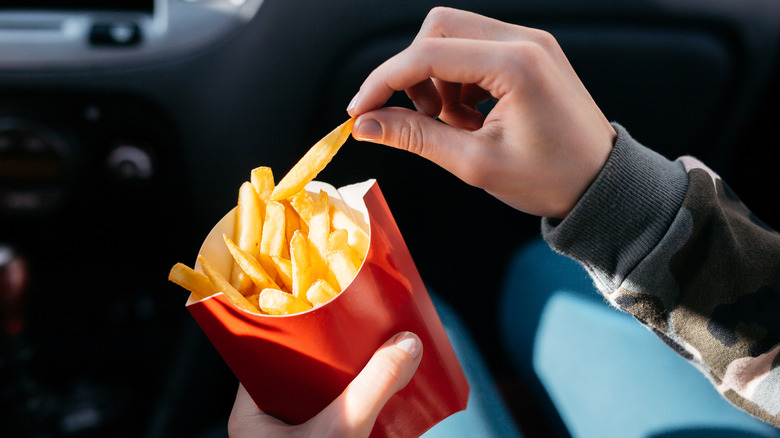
[105,141,155,183]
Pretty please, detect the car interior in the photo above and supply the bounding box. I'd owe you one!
[1,0,780,437]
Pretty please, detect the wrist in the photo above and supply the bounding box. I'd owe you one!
[554,123,618,219]
[542,123,688,285]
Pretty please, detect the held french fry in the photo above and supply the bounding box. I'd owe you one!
[168,263,215,301]
[199,255,260,313]
[223,234,280,291]
[231,182,264,293]
[258,288,312,315]
[270,118,354,201]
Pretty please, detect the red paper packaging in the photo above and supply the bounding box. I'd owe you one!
[187,179,469,437]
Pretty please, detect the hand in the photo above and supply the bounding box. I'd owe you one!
[347,7,617,219]
[227,332,423,438]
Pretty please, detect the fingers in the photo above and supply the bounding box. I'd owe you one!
[344,7,616,217]
[352,107,482,183]
[228,333,423,438]
[414,6,530,42]
[306,332,423,437]
[347,38,517,117]
[459,83,493,109]
[434,80,486,130]
[228,384,289,438]
[347,33,565,117]
[347,39,492,116]
[346,6,558,117]
[405,79,442,117]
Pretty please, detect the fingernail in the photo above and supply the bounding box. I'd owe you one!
[394,332,421,359]
[347,92,359,112]
[355,118,382,141]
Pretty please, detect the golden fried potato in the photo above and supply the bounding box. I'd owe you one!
[306,279,338,307]
[230,182,264,293]
[327,249,359,291]
[199,255,259,313]
[257,288,312,315]
[330,205,369,260]
[290,230,313,304]
[251,166,274,202]
[168,263,215,301]
[270,118,354,201]
[223,234,279,291]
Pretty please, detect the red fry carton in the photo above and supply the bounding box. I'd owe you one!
[187,179,469,437]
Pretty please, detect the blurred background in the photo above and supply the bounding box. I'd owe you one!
[1,0,779,436]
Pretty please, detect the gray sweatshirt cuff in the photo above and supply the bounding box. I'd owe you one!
[541,124,689,282]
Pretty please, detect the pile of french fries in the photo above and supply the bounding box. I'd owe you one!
[169,119,369,315]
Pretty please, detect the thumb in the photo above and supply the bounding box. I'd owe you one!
[307,332,423,437]
[353,107,474,171]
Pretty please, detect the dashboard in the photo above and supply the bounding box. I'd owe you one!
[1,1,779,436]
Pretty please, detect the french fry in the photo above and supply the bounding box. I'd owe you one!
[327,249,359,291]
[306,279,337,307]
[328,228,362,269]
[308,191,340,290]
[290,230,313,304]
[288,189,314,227]
[308,190,330,255]
[257,201,286,280]
[223,234,280,291]
[260,201,287,260]
[270,256,294,292]
[198,255,260,313]
[257,288,312,315]
[168,263,215,302]
[251,166,274,202]
[231,182,264,293]
[270,118,354,201]
[283,200,302,245]
[331,205,369,260]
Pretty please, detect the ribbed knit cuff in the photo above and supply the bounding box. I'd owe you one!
[541,123,688,286]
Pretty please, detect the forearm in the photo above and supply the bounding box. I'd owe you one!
[543,123,780,426]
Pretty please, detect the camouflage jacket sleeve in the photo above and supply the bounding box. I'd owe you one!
[541,123,780,427]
